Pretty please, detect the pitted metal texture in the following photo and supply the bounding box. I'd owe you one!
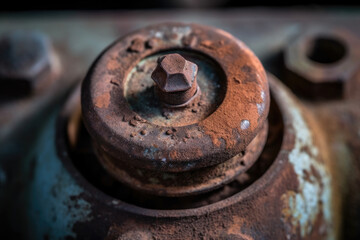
[81,23,270,174]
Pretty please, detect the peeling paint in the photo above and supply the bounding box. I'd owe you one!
[26,115,92,240]
[257,103,265,115]
[280,91,334,240]
[241,119,250,130]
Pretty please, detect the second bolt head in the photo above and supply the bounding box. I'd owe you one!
[0,31,52,96]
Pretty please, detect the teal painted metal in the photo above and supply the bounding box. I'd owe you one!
[25,114,92,240]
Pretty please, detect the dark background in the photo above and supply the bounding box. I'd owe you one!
[1,1,359,12]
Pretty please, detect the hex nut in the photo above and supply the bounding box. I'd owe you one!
[284,27,360,99]
[0,31,52,96]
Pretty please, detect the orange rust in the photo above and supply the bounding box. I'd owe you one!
[169,150,179,160]
[95,92,110,108]
[105,53,122,72]
[199,45,267,148]
[281,190,298,235]
[227,216,254,240]
[200,40,215,49]
[82,23,269,176]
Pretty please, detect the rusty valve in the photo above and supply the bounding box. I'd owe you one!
[151,53,200,107]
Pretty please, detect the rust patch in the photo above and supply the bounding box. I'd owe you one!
[169,150,179,160]
[95,92,110,108]
[128,38,145,53]
[82,23,269,182]
[200,81,263,148]
[199,43,268,149]
[95,122,268,197]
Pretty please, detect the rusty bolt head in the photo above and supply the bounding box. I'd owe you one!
[0,31,51,96]
[151,53,198,93]
[284,27,360,99]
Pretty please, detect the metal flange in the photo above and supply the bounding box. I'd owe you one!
[81,23,270,196]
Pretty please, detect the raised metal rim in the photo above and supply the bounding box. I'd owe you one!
[57,74,292,218]
[81,22,270,172]
[95,121,268,197]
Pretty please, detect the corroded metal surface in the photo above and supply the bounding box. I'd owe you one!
[81,23,270,195]
[125,49,225,127]
[54,74,338,239]
[81,23,269,171]
[151,53,199,107]
[95,122,268,196]
[1,10,360,240]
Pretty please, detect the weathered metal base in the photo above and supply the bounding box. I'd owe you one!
[2,11,360,240]
[94,121,267,197]
[51,74,339,239]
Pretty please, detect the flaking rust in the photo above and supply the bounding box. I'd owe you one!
[56,22,343,239]
[2,11,359,240]
[278,82,336,239]
[81,23,270,196]
[57,73,340,239]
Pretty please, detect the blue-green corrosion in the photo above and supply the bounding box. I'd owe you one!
[25,115,92,240]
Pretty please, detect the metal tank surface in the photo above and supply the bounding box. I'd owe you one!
[0,9,360,240]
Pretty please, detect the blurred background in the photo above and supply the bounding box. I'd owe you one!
[1,1,358,11]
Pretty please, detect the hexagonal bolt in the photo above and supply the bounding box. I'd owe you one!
[151,53,200,107]
[0,31,52,97]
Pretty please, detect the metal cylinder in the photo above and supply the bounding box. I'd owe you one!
[81,23,270,196]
